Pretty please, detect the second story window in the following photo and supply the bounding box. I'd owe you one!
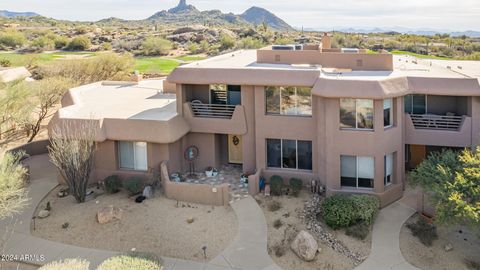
[340,99,374,130]
[384,98,393,128]
[404,94,426,114]
[265,86,312,116]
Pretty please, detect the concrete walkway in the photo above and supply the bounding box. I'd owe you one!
[0,154,279,270]
[355,201,419,270]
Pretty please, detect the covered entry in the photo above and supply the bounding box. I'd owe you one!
[228,134,243,164]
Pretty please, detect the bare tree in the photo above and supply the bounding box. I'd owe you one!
[48,120,98,203]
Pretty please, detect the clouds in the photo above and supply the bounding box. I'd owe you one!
[0,0,478,30]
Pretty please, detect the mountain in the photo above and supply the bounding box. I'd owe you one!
[0,10,40,18]
[147,0,293,31]
[304,26,480,38]
[240,7,293,31]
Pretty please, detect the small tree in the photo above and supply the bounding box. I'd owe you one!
[66,36,92,51]
[48,120,97,203]
[411,148,480,226]
[142,37,172,56]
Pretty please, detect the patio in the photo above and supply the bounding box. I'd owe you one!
[182,164,249,204]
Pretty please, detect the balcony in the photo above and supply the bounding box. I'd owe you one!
[405,113,472,147]
[183,102,247,135]
[410,114,464,131]
[190,102,236,119]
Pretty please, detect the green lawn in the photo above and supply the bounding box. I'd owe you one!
[133,57,180,75]
[390,50,452,60]
[0,51,96,66]
[175,55,207,62]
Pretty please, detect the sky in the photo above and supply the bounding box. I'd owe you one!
[1,0,479,31]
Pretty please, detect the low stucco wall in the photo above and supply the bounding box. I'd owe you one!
[6,139,50,157]
[163,80,176,94]
[160,162,229,206]
[248,169,262,195]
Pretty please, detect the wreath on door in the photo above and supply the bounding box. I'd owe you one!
[232,135,240,146]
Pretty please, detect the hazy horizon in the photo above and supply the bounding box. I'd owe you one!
[1,0,479,31]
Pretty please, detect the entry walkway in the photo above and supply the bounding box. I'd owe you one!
[0,154,279,270]
[355,201,419,270]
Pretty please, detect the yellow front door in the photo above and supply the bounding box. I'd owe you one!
[228,134,243,164]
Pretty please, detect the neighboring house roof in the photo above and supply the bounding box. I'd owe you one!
[168,50,480,99]
[0,67,31,82]
[51,80,190,144]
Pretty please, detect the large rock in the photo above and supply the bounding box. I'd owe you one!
[290,230,318,261]
[97,205,123,224]
[37,209,50,219]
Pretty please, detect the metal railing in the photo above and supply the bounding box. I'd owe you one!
[190,103,236,119]
[410,114,464,131]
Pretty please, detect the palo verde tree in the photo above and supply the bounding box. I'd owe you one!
[48,120,97,203]
[410,148,480,226]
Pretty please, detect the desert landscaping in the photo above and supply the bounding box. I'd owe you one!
[32,185,238,261]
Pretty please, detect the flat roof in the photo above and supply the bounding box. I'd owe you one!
[59,80,178,121]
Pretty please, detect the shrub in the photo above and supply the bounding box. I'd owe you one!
[66,36,92,51]
[39,258,89,270]
[236,37,264,49]
[101,42,112,51]
[54,36,69,49]
[31,36,55,51]
[124,177,144,196]
[142,37,172,56]
[406,218,438,246]
[97,252,163,270]
[350,195,380,225]
[104,175,122,194]
[272,244,285,257]
[219,33,235,50]
[268,200,281,212]
[289,178,303,197]
[0,30,26,48]
[321,194,355,229]
[345,221,370,240]
[269,175,284,196]
[187,42,199,54]
[273,218,283,229]
[0,59,11,67]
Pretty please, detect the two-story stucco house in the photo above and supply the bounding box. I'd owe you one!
[51,34,480,207]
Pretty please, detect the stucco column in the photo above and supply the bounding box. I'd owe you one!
[471,97,480,147]
[241,85,256,173]
[176,84,185,116]
[374,100,385,193]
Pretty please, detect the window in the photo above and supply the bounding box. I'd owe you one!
[384,98,393,128]
[384,153,394,186]
[341,155,374,188]
[265,86,312,116]
[340,99,374,130]
[266,139,312,170]
[118,141,147,171]
[405,94,426,114]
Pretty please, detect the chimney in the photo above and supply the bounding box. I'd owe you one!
[321,33,331,50]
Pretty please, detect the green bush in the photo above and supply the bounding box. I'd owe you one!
[0,59,11,67]
[54,36,69,49]
[351,195,380,225]
[124,177,144,196]
[289,178,303,197]
[345,221,370,240]
[31,36,55,51]
[39,258,89,270]
[406,218,438,246]
[236,37,264,49]
[269,175,284,196]
[321,194,356,229]
[142,37,172,56]
[0,30,26,48]
[104,175,121,194]
[220,33,235,50]
[97,252,163,270]
[66,36,92,51]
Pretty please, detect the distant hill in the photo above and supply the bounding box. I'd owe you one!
[0,10,40,18]
[240,7,293,31]
[147,0,294,31]
[305,26,480,38]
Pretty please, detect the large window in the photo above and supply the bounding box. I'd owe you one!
[404,94,426,114]
[384,98,393,128]
[266,139,312,170]
[384,153,394,186]
[265,86,312,116]
[118,141,148,171]
[340,99,374,130]
[341,155,374,188]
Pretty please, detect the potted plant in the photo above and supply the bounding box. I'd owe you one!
[205,167,214,177]
[212,167,219,177]
[240,174,249,184]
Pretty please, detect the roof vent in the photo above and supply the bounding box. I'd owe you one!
[341,48,360,54]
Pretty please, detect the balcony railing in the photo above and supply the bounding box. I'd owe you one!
[190,102,236,119]
[410,114,464,131]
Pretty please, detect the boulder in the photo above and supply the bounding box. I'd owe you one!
[37,209,50,218]
[97,205,123,224]
[290,230,318,261]
[143,186,153,199]
[444,243,453,252]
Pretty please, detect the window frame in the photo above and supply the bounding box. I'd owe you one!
[405,94,427,115]
[340,155,375,189]
[384,98,393,129]
[118,141,148,172]
[340,98,374,131]
[266,138,313,171]
[384,153,394,186]
[265,86,312,117]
